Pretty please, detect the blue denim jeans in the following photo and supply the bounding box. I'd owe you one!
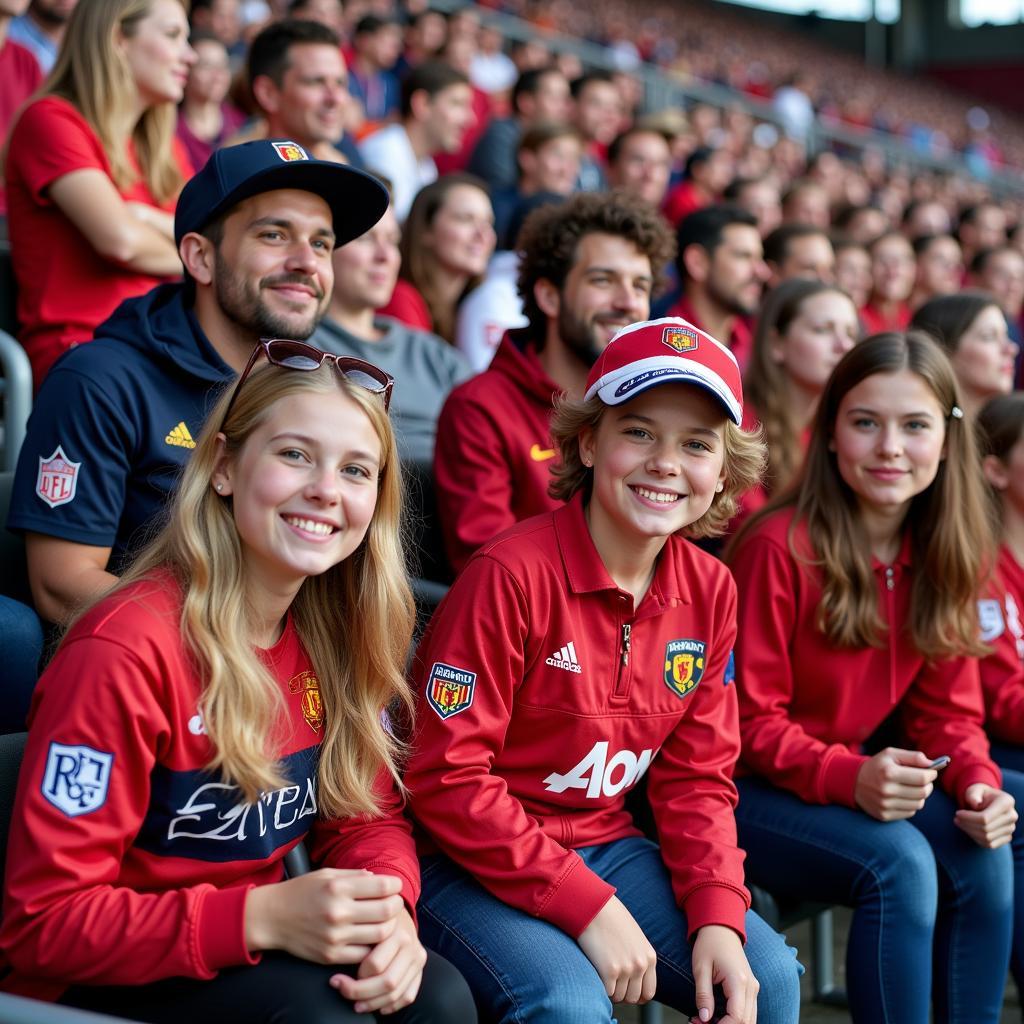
[735,776,1015,1024]
[0,596,43,733]
[417,836,801,1024]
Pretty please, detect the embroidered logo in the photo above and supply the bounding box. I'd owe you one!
[543,741,654,798]
[272,140,309,162]
[426,662,476,720]
[36,445,80,509]
[530,443,557,462]
[288,670,324,733]
[42,742,113,817]
[545,641,582,674]
[664,638,706,699]
[662,325,699,353]
[188,709,206,735]
[165,421,196,449]
[979,598,1006,642]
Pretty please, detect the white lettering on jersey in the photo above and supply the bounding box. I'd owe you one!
[543,741,654,798]
[1008,593,1024,662]
[979,598,1006,641]
[545,640,582,674]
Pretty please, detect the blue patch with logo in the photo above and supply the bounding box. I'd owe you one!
[723,650,735,687]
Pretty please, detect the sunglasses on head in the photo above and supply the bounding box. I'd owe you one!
[220,339,394,428]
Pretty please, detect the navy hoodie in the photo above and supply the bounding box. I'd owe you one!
[9,284,233,573]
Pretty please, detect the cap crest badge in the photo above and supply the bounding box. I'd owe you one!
[662,326,698,353]
[272,141,309,162]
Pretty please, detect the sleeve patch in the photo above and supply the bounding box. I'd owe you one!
[42,742,113,817]
[36,445,81,508]
[978,599,1006,642]
[426,662,476,720]
[723,650,736,687]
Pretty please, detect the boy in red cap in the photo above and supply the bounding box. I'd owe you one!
[405,317,801,1023]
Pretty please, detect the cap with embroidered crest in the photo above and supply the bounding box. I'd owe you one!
[174,139,389,247]
[584,317,743,424]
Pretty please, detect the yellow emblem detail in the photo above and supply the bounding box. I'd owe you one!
[289,670,324,732]
[272,141,308,162]
[164,421,196,449]
[530,443,556,462]
[662,327,699,353]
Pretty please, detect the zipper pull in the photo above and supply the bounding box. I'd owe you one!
[621,623,632,667]
[885,567,895,591]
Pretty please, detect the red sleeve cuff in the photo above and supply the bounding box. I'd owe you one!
[360,860,421,927]
[948,763,1003,807]
[536,856,616,938]
[683,884,750,942]
[195,884,260,973]
[821,751,869,806]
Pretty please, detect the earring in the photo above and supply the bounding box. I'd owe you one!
[583,457,593,467]
[715,482,724,493]
[215,483,223,492]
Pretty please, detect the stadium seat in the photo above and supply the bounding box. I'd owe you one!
[0,329,32,473]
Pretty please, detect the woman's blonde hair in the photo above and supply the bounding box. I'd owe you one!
[548,390,766,539]
[731,331,993,659]
[43,0,188,204]
[116,362,415,817]
[745,279,858,496]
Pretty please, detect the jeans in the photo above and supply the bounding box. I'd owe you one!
[0,595,42,733]
[418,836,802,1024]
[736,776,1015,1024]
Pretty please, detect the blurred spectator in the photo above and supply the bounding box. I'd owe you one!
[313,201,471,462]
[8,0,75,74]
[359,59,474,220]
[435,191,673,571]
[241,19,350,163]
[288,0,344,33]
[492,122,580,247]
[0,0,42,205]
[380,172,495,343]
[6,0,195,387]
[395,8,446,79]
[742,278,859,515]
[189,0,242,62]
[467,65,570,193]
[175,31,244,171]
[470,23,516,97]
[772,71,814,142]
[663,146,734,229]
[959,201,1009,269]
[902,198,952,241]
[781,178,829,229]
[971,246,1024,349]
[432,27,490,175]
[834,202,890,245]
[606,126,673,209]
[860,230,915,335]
[763,223,835,287]
[833,236,872,310]
[347,13,402,125]
[570,70,622,191]
[724,176,783,238]
[909,233,963,310]
[670,204,768,368]
[8,141,382,623]
[912,291,1018,420]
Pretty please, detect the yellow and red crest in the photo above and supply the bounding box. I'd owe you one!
[272,141,309,163]
[427,662,476,720]
[663,639,706,699]
[289,670,324,732]
[661,326,699,354]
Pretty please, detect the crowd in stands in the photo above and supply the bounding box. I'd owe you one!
[4,0,1024,1019]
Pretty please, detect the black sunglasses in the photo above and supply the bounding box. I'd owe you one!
[221,339,394,428]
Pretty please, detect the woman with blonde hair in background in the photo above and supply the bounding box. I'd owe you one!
[0,343,475,1023]
[5,0,195,387]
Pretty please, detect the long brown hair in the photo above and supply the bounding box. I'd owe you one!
[42,0,188,203]
[976,391,1024,533]
[730,331,993,658]
[745,279,857,495]
[100,363,415,817]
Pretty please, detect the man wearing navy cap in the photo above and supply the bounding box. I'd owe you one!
[9,140,388,625]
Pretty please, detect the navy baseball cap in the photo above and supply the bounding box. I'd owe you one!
[174,139,389,247]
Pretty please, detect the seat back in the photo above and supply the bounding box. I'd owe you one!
[0,330,31,472]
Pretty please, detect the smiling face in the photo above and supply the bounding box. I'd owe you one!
[579,383,728,554]
[259,42,349,146]
[831,368,946,523]
[427,184,496,279]
[213,388,381,601]
[950,304,1018,406]
[120,0,196,108]
[331,204,401,312]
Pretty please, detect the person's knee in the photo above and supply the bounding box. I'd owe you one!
[745,915,802,1024]
[530,976,613,1024]
[856,824,937,928]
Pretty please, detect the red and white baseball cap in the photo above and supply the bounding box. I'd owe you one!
[584,317,743,425]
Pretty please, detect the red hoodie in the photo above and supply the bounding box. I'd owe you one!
[405,495,750,942]
[978,544,1024,742]
[0,576,419,1001]
[729,507,1000,807]
[434,329,562,572]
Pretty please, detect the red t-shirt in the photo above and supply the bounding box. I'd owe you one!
[6,96,192,386]
[0,38,43,214]
[378,277,433,333]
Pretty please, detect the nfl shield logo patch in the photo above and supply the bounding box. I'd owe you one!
[426,662,476,720]
[662,326,699,354]
[41,742,113,817]
[664,639,706,699]
[272,141,309,162]
[36,445,81,508]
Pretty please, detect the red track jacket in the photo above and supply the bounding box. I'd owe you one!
[978,544,1024,742]
[405,495,750,942]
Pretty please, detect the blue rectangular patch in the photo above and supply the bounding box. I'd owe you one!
[723,650,736,687]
